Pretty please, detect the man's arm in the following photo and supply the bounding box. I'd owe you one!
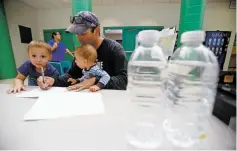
[65,48,74,57]
[53,59,83,87]
[104,48,128,90]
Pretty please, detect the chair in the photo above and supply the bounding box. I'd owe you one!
[49,62,64,76]
[49,61,72,76]
[60,61,71,73]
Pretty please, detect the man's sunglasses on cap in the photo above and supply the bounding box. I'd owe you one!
[70,16,99,27]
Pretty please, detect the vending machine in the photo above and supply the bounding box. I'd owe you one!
[204,31,231,70]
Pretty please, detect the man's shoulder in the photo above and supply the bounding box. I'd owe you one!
[48,39,54,44]
[103,38,123,52]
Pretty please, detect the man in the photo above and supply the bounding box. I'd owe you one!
[38,11,128,91]
[48,31,74,61]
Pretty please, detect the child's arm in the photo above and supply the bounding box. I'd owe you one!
[8,73,26,93]
[8,60,30,93]
[79,75,85,83]
[89,69,110,92]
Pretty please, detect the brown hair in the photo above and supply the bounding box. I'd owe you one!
[75,44,97,62]
[27,40,52,54]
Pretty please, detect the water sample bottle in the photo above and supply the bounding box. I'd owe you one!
[163,30,219,149]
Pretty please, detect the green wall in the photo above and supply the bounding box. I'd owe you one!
[0,0,17,79]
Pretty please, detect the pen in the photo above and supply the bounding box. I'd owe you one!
[41,67,45,84]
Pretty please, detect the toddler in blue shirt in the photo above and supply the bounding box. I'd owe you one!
[8,40,59,93]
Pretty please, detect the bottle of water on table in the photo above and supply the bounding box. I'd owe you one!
[163,30,219,149]
[126,30,168,149]
[127,30,167,105]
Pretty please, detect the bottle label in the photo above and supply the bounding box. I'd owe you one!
[168,62,195,75]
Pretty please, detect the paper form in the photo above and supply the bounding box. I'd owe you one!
[16,87,68,98]
[24,92,104,120]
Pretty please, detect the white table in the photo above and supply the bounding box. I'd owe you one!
[0,84,235,149]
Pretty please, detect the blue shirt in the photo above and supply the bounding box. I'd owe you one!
[48,39,67,61]
[17,60,60,86]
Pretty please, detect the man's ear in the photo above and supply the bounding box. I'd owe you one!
[94,26,100,36]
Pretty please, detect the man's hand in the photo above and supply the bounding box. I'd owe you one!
[37,76,55,90]
[89,85,101,92]
[67,77,96,92]
[67,78,77,85]
[53,42,58,48]
[51,42,58,51]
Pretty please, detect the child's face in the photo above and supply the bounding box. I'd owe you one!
[29,47,52,69]
[75,55,87,69]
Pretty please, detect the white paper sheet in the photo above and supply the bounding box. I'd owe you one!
[158,33,177,57]
[24,92,104,120]
[16,87,68,98]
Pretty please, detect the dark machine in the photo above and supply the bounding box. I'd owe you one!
[212,71,236,128]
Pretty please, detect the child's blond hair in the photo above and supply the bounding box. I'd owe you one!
[27,40,52,54]
[75,44,97,62]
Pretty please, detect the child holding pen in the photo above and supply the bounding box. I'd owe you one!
[8,40,59,93]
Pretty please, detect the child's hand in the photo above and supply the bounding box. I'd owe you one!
[8,84,25,94]
[89,85,101,92]
[67,78,77,85]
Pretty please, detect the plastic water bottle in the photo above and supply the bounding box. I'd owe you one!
[126,30,167,149]
[127,30,167,104]
[163,31,219,149]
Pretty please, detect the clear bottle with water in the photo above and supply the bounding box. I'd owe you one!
[127,30,167,104]
[163,31,219,149]
[126,30,167,149]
